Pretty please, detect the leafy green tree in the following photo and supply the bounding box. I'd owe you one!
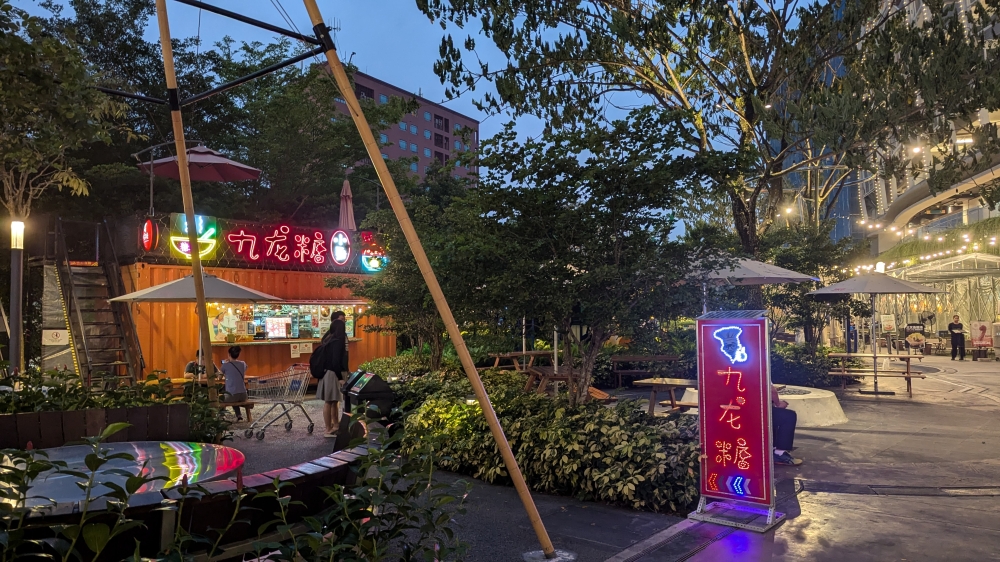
[476,109,723,404]
[0,0,129,220]
[418,0,1000,259]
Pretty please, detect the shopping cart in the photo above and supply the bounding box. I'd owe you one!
[243,364,315,440]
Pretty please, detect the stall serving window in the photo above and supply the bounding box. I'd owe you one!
[206,302,357,343]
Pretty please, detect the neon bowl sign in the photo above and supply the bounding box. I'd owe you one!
[168,214,218,260]
[331,230,351,265]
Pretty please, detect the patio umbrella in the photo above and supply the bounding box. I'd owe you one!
[109,274,282,304]
[809,273,943,395]
[138,145,262,183]
[701,258,818,313]
[339,179,357,231]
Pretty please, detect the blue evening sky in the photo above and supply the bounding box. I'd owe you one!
[14,0,534,141]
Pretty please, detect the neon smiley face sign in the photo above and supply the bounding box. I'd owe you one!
[330,230,351,265]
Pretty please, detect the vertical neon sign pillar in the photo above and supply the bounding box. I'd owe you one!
[299,1,560,558]
[690,310,785,532]
[153,0,217,401]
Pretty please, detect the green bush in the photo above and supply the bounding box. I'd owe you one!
[770,344,839,387]
[358,355,434,381]
[392,370,700,512]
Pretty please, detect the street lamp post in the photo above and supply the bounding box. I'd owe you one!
[9,220,24,374]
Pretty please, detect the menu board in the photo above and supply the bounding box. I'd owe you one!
[206,302,355,342]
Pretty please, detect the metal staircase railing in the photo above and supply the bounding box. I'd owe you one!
[102,218,145,380]
[54,218,94,382]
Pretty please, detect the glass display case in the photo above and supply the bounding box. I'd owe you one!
[206,302,356,343]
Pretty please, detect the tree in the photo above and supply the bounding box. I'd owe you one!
[0,0,128,220]
[327,166,481,370]
[418,0,1000,262]
[476,109,723,404]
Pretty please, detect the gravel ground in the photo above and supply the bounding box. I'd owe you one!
[224,397,337,475]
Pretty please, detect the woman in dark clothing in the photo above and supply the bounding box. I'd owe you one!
[316,311,348,437]
[948,315,966,361]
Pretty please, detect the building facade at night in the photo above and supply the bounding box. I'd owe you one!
[339,71,480,179]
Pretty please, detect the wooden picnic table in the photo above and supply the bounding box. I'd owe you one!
[633,377,698,416]
[826,352,924,397]
[487,350,554,372]
[523,365,573,393]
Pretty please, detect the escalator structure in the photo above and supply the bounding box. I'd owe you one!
[54,219,145,386]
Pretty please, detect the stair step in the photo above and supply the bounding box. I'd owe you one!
[82,321,118,326]
[90,361,129,367]
[84,334,125,339]
[89,347,125,353]
[78,308,113,313]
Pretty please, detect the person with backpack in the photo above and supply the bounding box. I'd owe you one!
[312,311,348,437]
[220,346,249,421]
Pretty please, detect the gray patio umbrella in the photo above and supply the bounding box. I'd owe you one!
[701,258,818,313]
[809,272,943,395]
[109,274,283,303]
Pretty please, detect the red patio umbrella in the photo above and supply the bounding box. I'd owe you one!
[138,145,261,182]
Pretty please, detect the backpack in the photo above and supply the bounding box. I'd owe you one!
[309,338,330,379]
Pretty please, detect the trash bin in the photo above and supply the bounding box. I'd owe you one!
[343,371,395,419]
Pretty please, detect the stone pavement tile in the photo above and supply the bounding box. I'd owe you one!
[771,492,1000,562]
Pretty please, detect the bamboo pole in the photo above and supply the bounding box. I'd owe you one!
[153,0,217,402]
[300,1,556,557]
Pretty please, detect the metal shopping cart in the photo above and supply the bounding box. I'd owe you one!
[243,364,315,440]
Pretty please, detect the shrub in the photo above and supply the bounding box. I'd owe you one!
[770,344,838,387]
[359,355,433,381]
[393,370,700,512]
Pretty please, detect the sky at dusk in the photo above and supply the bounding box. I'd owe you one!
[13,0,534,142]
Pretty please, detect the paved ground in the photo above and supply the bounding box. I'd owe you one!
[230,356,1000,561]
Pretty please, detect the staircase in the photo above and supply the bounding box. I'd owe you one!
[54,219,144,386]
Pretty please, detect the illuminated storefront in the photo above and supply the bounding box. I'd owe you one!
[115,213,391,379]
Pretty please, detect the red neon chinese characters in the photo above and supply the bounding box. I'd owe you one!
[717,367,746,392]
[227,230,260,260]
[293,233,311,263]
[715,440,732,467]
[735,438,752,470]
[265,226,291,262]
[718,402,742,430]
[309,232,327,265]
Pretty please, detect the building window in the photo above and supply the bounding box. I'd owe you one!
[434,114,450,131]
[464,144,470,151]
[409,124,417,134]
[424,166,430,172]
[423,148,431,157]
[423,130,431,139]
[379,134,388,144]
[434,133,448,149]
[399,140,408,150]
[410,162,418,172]
[335,96,345,104]
[355,84,374,100]
[434,150,447,165]
[424,111,431,121]
[381,154,388,159]
[454,140,462,150]
[410,144,417,153]
[454,123,462,132]
[379,94,388,104]
[399,122,408,131]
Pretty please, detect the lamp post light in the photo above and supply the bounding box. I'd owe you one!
[9,220,24,374]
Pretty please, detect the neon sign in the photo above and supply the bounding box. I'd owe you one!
[169,213,217,259]
[713,326,748,363]
[359,231,387,272]
[141,219,159,251]
[331,230,351,265]
[697,316,773,507]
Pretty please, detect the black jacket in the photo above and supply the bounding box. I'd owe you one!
[323,319,349,375]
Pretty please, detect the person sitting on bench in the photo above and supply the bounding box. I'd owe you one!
[220,346,249,421]
[772,385,802,466]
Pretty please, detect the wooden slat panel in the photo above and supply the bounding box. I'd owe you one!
[0,414,18,448]
[166,402,190,441]
[37,411,65,449]
[84,408,105,438]
[147,404,169,440]
[104,408,128,442]
[14,412,41,449]
[62,410,87,444]
[126,407,149,441]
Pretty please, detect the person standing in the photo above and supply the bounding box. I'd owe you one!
[948,315,966,361]
[220,346,249,421]
[315,311,348,437]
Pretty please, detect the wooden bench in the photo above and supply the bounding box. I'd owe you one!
[610,355,680,388]
[657,400,699,412]
[224,401,256,422]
